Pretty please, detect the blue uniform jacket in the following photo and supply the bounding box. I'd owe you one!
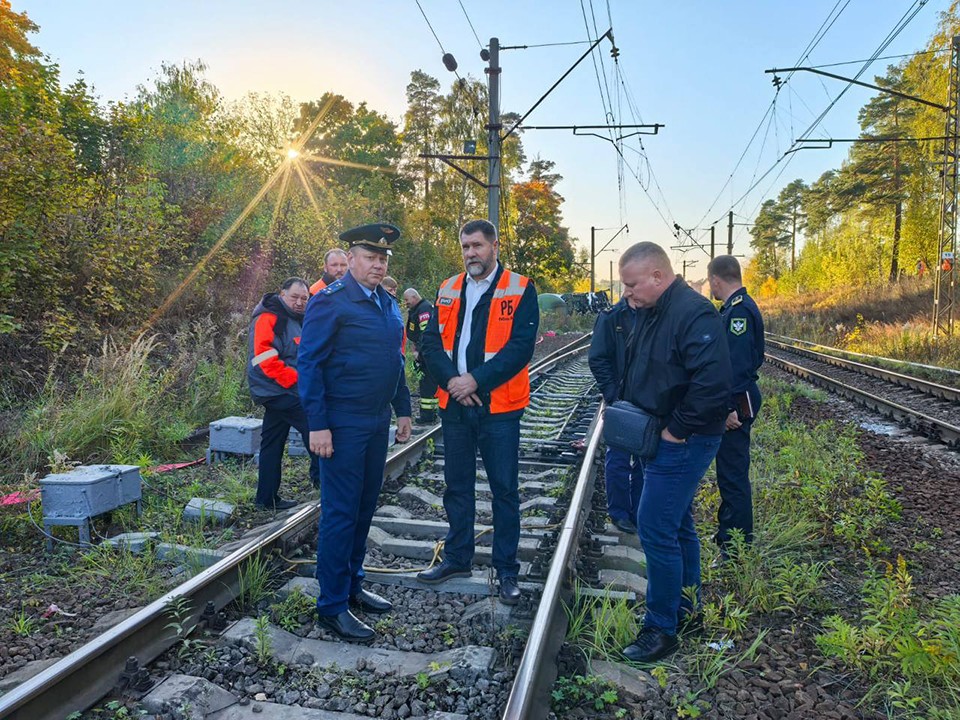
[588,299,642,405]
[719,287,765,409]
[420,264,539,421]
[298,271,412,431]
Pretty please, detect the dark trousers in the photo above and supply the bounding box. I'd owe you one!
[605,447,643,525]
[315,410,390,616]
[440,409,521,578]
[256,394,320,506]
[715,419,755,548]
[416,362,439,417]
[638,434,722,634]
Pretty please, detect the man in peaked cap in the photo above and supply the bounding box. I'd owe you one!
[298,222,412,643]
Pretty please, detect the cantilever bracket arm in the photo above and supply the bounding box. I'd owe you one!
[783,135,953,155]
[765,66,949,111]
[419,153,494,189]
[571,125,664,145]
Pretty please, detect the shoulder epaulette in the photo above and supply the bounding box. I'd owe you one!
[603,305,616,314]
[321,281,345,296]
[730,295,744,307]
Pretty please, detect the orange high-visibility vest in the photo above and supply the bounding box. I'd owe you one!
[309,278,327,295]
[435,269,530,414]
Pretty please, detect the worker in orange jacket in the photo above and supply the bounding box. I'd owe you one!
[310,248,348,294]
[247,277,319,509]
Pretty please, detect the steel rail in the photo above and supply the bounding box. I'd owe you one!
[766,331,960,379]
[767,337,960,402]
[0,332,593,720]
[765,353,960,448]
[501,407,603,720]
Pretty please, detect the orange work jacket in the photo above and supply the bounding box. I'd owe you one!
[434,270,530,414]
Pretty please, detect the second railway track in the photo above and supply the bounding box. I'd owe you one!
[765,335,960,448]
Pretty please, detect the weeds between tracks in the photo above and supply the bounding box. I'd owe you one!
[556,374,960,718]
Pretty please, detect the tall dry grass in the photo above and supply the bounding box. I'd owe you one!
[2,317,251,476]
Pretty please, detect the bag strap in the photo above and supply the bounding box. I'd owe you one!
[617,310,643,398]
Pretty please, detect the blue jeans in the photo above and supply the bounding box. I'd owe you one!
[440,409,521,578]
[605,447,643,525]
[315,410,390,615]
[638,433,722,634]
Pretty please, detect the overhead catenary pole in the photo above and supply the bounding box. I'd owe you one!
[486,37,501,233]
[610,260,614,302]
[710,226,716,259]
[727,211,734,255]
[934,35,960,337]
[590,226,596,293]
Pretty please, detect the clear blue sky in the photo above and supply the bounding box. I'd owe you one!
[19,1,948,282]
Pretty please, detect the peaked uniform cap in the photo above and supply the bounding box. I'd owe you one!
[340,223,401,255]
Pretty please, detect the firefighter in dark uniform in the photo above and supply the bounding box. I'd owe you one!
[588,297,644,533]
[246,277,320,509]
[403,288,439,423]
[707,255,765,556]
[298,223,412,643]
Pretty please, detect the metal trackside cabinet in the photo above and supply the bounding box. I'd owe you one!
[207,416,263,464]
[40,464,143,550]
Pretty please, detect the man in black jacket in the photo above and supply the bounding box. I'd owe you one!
[417,219,539,605]
[615,242,732,664]
[589,298,644,533]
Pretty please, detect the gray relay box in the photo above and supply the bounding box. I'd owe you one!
[208,416,263,464]
[40,464,142,550]
[287,428,308,457]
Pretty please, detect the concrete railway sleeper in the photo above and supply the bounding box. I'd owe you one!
[0,333,662,720]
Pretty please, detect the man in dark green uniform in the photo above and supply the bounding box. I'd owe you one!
[707,255,765,558]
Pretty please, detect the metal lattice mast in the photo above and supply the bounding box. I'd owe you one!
[933,36,960,337]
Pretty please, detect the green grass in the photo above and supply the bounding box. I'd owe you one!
[3,318,252,475]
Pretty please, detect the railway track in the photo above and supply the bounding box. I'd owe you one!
[0,332,642,720]
[764,335,960,448]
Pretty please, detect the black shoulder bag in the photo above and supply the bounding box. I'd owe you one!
[601,312,661,459]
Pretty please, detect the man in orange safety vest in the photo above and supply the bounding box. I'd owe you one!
[416,219,539,605]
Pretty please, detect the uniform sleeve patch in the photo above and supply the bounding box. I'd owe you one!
[730,317,747,336]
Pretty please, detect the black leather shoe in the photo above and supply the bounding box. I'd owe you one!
[612,517,638,534]
[622,627,678,663]
[349,588,392,614]
[417,561,472,584]
[316,610,375,643]
[499,576,522,606]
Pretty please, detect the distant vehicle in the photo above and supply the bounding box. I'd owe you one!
[537,293,567,313]
[560,291,610,314]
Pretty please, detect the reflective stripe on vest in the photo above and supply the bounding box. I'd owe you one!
[435,270,530,414]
